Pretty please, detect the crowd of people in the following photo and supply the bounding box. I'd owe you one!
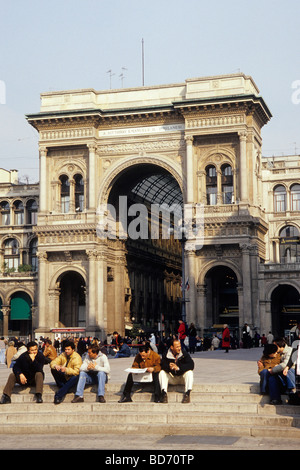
[0,320,299,406]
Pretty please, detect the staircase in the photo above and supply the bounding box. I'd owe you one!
[1,382,300,437]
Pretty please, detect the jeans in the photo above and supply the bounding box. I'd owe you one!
[259,369,286,401]
[75,370,107,397]
[51,369,79,399]
[0,349,5,364]
[286,368,296,390]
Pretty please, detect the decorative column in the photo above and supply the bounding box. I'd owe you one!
[185,135,194,204]
[1,306,10,337]
[238,132,248,203]
[48,288,61,328]
[196,284,206,334]
[186,251,197,326]
[88,144,96,210]
[39,146,48,213]
[69,178,75,212]
[36,251,48,331]
[240,244,253,326]
[97,248,107,337]
[86,249,98,330]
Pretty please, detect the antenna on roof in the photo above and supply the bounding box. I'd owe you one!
[119,67,127,88]
[142,38,145,86]
[107,70,115,89]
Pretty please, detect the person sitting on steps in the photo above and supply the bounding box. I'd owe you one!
[71,344,110,403]
[159,338,194,404]
[0,341,46,404]
[119,343,161,403]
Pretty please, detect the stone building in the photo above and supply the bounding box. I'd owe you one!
[0,169,38,338]
[1,73,299,341]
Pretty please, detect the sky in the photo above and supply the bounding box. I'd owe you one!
[0,0,300,183]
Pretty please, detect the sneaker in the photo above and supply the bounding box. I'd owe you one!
[71,396,84,403]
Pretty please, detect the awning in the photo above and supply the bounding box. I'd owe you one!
[50,327,86,333]
[10,294,31,320]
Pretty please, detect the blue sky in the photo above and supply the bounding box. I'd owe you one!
[0,0,299,182]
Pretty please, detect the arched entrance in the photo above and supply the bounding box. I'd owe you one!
[104,162,184,335]
[205,266,239,328]
[58,271,86,328]
[9,291,32,337]
[271,284,300,337]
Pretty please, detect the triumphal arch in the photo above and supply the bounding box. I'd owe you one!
[26,73,271,339]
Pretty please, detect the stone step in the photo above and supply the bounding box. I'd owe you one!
[0,418,299,439]
[1,400,300,415]
[1,383,261,393]
[1,382,299,438]
[0,391,272,404]
[0,406,299,426]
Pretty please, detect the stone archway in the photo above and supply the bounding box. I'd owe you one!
[57,271,86,328]
[270,284,300,337]
[204,265,239,328]
[97,160,185,335]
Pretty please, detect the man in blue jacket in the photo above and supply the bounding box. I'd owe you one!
[0,341,46,404]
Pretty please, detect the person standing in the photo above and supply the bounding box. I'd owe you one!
[178,320,187,350]
[5,341,17,368]
[222,324,231,353]
[50,340,82,404]
[188,323,197,354]
[0,337,6,364]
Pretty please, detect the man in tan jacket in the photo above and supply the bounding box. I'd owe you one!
[50,340,82,404]
[118,343,161,403]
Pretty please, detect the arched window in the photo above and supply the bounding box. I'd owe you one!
[26,199,38,225]
[3,238,19,271]
[274,185,286,213]
[60,175,70,213]
[13,200,24,225]
[279,225,300,263]
[291,184,300,211]
[29,238,38,271]
[0,201,10,226]
[206,165,217,205]
[221,164,233,204]
[74,174,84,212]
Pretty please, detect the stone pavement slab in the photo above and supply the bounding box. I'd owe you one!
[0,346,262,387]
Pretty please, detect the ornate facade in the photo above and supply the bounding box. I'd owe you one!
[1,73,299,340]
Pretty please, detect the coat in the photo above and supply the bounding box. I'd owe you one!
[5,345,17,368]
[13,351,46,382]
[222,328,231,348]
[178,322,187,340]
[50,351,82,378]
[131,349,161,373]
[80,351,111,378]
[161,347,194,376]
